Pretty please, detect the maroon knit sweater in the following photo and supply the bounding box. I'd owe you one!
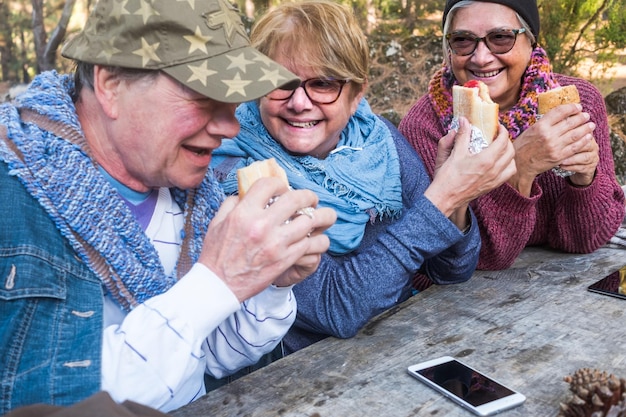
[399,74,625,270]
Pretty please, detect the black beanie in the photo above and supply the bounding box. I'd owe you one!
[443,0,540,39]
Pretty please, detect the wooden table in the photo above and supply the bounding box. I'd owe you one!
[171,246,626,417]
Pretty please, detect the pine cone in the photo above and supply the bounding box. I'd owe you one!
[558,368,626,417]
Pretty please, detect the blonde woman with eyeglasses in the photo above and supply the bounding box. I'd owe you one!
[212,0,515,355]
[400,0,625,271]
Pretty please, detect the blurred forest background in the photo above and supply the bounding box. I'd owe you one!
[2,0,625,82]
[1,0,625,120]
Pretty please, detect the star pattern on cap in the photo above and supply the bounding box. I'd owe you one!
[97,38,122,63]
[62,0,296,103]
[187,61,218,85]
[226,52,254,73]
[71,42,91,60]
[177,0,196,8]
[205,0,248,47]
[223,72,252,98]
[110,0,130,22]
[83,19,97,37]
[252,53,283,69]
[258,67,289,88]
[184,27,212,54]
[133,0,159,25]
[132,38,161,66]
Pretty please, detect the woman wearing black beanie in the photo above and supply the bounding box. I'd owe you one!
[443,0,540,40]
[399,0,625,270]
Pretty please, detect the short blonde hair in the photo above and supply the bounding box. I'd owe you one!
[250,0,368,86]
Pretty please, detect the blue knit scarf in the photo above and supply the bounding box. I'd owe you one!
[213,99,402,255]
[0,71,224,311]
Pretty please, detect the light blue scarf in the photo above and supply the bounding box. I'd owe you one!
[213,99,402,255]
[0,71,223,311]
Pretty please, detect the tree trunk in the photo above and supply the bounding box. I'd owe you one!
[0,0,17,81]
[31,0,46,73]
[19,28,30,84]
[42,0,77,71]
[31,0,78,73]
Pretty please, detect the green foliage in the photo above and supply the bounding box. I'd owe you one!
[539,0,625,77]
[594,1,626,50]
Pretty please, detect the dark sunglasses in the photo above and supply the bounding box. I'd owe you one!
[446,28,526,56]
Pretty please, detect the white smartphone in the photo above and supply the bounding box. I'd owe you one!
[407,356,526,416]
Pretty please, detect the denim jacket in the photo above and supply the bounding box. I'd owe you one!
[0,161,104,413]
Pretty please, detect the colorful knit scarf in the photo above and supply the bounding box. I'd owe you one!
[213,99,402,255]
[0,71,224,311]
[429,46,560,140]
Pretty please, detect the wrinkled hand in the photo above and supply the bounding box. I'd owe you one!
[198,177,336,302]
[425,118,516,217]
[511,103,598,194]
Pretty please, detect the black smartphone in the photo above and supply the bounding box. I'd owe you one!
[588,266,626,300]
[407,356,525,416]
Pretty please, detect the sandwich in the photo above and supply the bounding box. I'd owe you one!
[237,158,315,220]
[537,85,581,177]
[237,158,290,198]
[537,85,580,115]
[452,80,499,144]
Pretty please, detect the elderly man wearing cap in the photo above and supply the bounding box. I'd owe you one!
[400,0,624,270]
[0,0,335,413]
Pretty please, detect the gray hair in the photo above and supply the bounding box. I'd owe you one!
[71,62,158,102]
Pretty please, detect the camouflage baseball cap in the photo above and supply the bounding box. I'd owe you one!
[61,0,300,103]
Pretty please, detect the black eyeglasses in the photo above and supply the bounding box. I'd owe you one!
[446,28,526,56]
[266,78,350,105]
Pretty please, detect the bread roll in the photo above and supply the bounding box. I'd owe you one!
[537,85,580,115]
[237,158,289,198]
[453,80,499,144]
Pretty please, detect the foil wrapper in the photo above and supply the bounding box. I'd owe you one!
[451,117,489,154]
[265,195,315,224]
[551,166,574,177]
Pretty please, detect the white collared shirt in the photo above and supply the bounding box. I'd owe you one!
[101,187,295,411]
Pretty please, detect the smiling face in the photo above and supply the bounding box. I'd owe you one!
[249,0,370,159]
[258,54,365,159]
[448,2,533,111]
[92,71,239,192]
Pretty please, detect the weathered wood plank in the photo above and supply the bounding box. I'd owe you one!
[171,247,626,417]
